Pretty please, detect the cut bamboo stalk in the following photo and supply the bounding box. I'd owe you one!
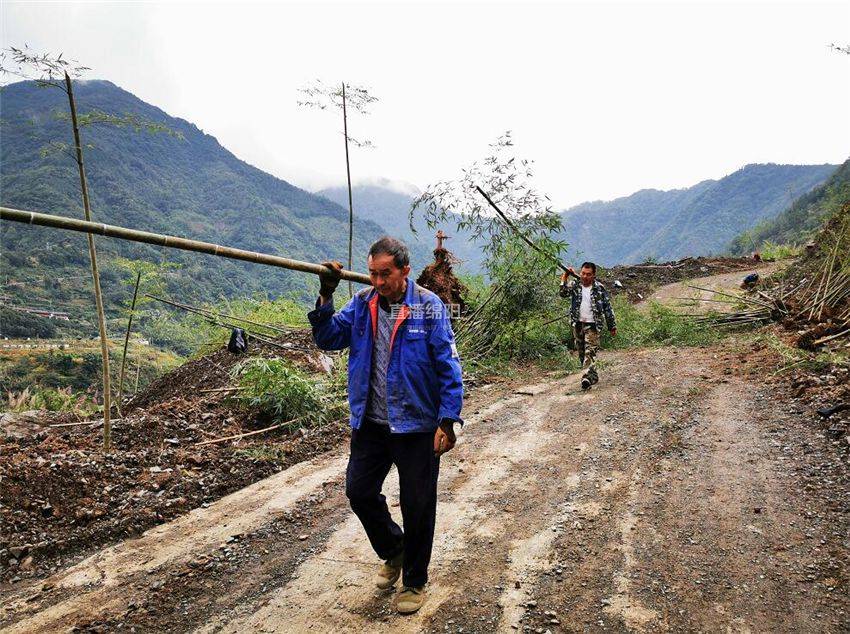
[812,328,850,346]
[194,418,298,446]
[474,185,577,277]
[684,284,775,310]
[147,294,302,335]
[50,418,124,428]
[0,206,372,285]
[117,270,142,416]
[342,82,354,299]
[144,294,315,352]
[65,72,112,453]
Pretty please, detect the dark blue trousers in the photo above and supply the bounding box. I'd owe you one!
[345,421,440,588]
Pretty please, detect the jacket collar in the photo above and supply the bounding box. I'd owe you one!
[364,278,415,306]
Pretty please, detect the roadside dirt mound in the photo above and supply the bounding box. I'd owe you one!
[127,329,321,412]
[0,329,350,585]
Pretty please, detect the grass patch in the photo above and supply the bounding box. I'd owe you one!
[233,444,289,463]
[607,298,721,349]
[757,332,846,375]
[759,241,803,262]
[5,386,99,415]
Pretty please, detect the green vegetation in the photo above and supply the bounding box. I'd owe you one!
[757,241,804,262]
[0,307,59,338]
[232,358,346,428]
[232,444,291,463]
[607,299,721,349]
[148,296,311,357]
[730,159,850,254]
[0,342,180,409]
[756,332,846,376]
[5,385,99,415]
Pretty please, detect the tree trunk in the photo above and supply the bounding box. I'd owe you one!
[342,82,355,298]
[65,72,112,453]
[117,270,141,415]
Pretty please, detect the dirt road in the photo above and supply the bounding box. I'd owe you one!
[2,343,846,633]
[644,263,784,314]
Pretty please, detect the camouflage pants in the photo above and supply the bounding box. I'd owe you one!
[573,322,600,383]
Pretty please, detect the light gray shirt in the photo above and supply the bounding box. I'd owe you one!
[364,300,400,426]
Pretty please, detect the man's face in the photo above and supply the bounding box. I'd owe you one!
[368,253,410,301]
[580,265,596,287]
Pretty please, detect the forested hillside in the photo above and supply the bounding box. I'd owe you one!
[730,159,850,253]
[0,80,388,340]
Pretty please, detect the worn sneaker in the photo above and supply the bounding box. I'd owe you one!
[396,586,426,614]
[375,552,404,590]
[581,376,592,390]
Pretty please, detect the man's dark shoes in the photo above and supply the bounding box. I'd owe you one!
[581,376,592,390]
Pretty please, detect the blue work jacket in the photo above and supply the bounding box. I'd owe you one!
[307,281,464,434]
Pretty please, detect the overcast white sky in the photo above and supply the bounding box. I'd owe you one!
[3,1,849,208]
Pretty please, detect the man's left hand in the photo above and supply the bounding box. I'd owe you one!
[434,421,457,456]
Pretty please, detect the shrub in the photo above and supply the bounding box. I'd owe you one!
[5,386,98,414]
[759,241,803,261]
[232,358,343,427]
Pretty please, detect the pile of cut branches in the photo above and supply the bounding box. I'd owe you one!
[694,203,849,350]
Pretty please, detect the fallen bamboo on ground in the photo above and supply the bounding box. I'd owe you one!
[194,418,298,446]
[0,206,371,285]
[813,328,850,346]
[49,418,125,428]
[684,284,775,310]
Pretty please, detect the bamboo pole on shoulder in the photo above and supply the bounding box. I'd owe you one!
[0,206,372,285]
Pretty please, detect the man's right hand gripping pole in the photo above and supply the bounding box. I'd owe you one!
[319,260,343,305]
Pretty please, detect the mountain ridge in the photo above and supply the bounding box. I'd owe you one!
[557,162,836,265]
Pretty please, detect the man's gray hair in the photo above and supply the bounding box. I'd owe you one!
[368,236,410,269]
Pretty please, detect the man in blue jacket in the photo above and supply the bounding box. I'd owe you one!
[308,236,463,615]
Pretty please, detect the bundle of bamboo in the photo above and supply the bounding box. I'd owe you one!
[693,207,849,349]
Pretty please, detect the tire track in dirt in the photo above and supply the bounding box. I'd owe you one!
[0,454,349,632]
